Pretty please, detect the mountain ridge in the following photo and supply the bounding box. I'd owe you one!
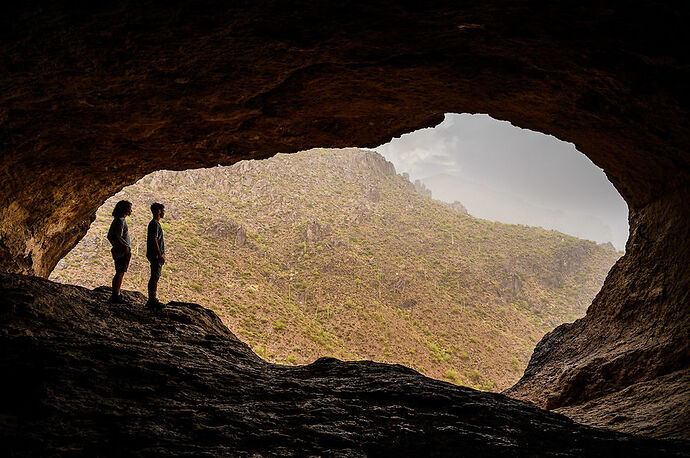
[419,171,627,250]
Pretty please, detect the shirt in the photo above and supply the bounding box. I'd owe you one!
[146,220,165,260]
[107,217,130,257]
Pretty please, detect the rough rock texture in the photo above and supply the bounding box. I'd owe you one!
[506,189,690,439]
[446,201,469,214]
[554,369,690,440]
[1,274,687,456]
[0,0,689,442]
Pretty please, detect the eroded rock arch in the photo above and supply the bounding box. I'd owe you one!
[1,1,688,437]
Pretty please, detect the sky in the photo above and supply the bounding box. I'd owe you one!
[375,113,629,250]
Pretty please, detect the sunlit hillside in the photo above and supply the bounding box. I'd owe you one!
[52,148,621,391]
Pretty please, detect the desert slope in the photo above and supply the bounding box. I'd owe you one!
[52,148,621,391]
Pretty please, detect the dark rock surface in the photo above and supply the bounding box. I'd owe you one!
[554,369,690,440]
[1,273,686,457]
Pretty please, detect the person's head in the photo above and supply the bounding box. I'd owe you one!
[151,202,165,219]
[112,200,132,218]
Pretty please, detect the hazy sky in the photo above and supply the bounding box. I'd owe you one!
[375,114,629,250]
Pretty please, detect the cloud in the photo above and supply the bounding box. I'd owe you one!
[374,113,629,250]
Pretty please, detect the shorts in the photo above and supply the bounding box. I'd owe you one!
[149,261,163,280]
[112,251,131,273]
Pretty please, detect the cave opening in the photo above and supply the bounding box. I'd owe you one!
[2,1,688,449]
[50,113,627,393]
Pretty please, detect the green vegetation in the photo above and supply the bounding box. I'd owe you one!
[273,318,287,332]
[51,148,621,391]
[511,357,521,372]
[444,369,459,382]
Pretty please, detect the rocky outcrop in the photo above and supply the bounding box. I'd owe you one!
[506,189,690,439]
[235,225,247,247]
[304,220,330,246]
[0,0,688,443]
[1,274,686,456]
[598,242,617,252]
[413,180,432,199]
[554,369,690,440]
[447,201,468,214]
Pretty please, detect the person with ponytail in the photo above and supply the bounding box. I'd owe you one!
[107,200,132,303]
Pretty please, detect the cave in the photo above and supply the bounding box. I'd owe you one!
[1,1,688,454]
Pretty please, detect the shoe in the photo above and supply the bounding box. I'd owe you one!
[108,294,129,304]
[146,299,164,310]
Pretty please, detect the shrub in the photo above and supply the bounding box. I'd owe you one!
[444,369,459,382]
[481,380,495,391]
[273,318,286,332]
[511,356,521,372]
[427,341,451,361]
[469,369,482,384]
[190,283,203,293]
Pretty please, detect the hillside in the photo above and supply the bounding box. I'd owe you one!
[421,172,625,250]
[51,148,621,391]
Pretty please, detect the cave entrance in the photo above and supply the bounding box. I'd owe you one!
[3,1,683,440]
[50,113,627,392]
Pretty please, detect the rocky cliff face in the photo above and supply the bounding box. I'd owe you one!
[506,189,690,438]
[1,0,688,447]
[1,274,686,456]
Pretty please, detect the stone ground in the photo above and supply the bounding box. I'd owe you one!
[1,274,687,457]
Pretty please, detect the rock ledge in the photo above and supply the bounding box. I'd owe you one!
[1,274,686,456]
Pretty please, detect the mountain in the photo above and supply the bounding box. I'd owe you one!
[51,148,621,391]
[421,173,627,250]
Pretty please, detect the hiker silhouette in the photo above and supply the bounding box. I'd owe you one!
[146,202,166,310]
[107,200,132,304]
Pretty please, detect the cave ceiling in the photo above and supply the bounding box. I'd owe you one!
[1,1,688,276]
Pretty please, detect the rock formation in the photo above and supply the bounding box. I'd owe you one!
[0,0,688,446]
[413,179,433,199]
[447,201,469,214]
[1,274,686,456]
[505,191,690,438]
[235,225,247,248]
[598,242,617,252]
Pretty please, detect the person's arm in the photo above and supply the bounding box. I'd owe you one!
[150,222,164,263]
[154,235,164,263]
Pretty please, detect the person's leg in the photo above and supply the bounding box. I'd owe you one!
[112,271,125,296]
[148,271,158,300]
[110,253,130,303]
[147,262,162,307]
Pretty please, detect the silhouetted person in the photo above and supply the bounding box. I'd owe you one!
[146,202,166,309]
[107,200,132,303]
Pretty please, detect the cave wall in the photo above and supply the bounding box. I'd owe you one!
[506,188,690,436]
[1,1,688,436]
